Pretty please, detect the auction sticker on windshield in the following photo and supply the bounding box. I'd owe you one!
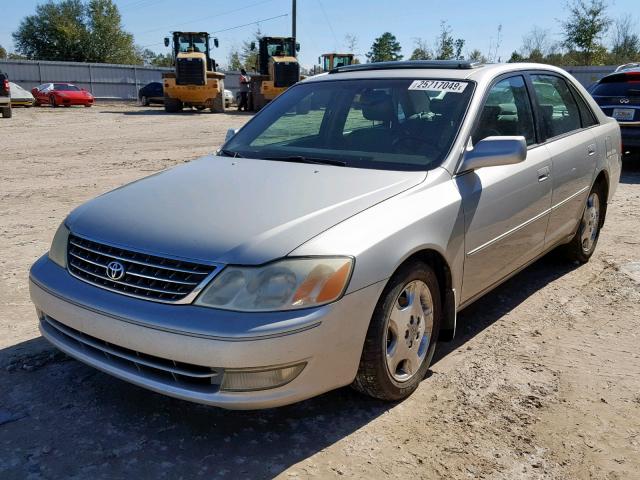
[408,80,469,93]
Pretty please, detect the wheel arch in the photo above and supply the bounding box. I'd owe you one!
[391,248,457,342]
[593,169,609,228]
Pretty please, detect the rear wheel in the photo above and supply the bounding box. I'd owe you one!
[164,96,182,113]
[561,184,605,263]
[353,261,441,401]
[1,106,12,118]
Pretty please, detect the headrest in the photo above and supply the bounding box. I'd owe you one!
[429,94,460,115]
[406,90,431,114]
[479,105,501,122]
[361,90,395,122]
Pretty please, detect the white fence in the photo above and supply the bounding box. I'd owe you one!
[0,59,243,100]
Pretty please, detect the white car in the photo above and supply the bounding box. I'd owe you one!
[9,82,35,107]
[224,89,233,108]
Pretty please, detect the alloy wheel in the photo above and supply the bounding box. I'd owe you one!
[384,280,434,383]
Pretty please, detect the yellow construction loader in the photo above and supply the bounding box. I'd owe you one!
[319,53,355,71]
[248,36,300,111]
[162,31,225,113]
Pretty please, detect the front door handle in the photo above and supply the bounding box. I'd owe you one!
[537,166,550,182]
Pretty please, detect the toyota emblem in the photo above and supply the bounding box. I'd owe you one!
[106,261,125,280]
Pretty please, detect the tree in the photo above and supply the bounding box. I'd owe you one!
[521,26,551,58]
[508,51,526,63]
[344,34,358,53]
[241,28,262,71]
[150,53,172,67]
[468,49,487,63]
[366,32,402,62]
[561,0,612,65]
[0,45,6,59]
[454,38,466,60]
[434,22,465,60]
[228,49,243,71]
[12,0,139,63]
[611,16,640,63]
[409,38,432,60]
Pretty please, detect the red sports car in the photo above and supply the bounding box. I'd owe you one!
[32,83,94,107]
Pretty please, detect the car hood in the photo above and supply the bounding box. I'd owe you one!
[67,156,426,265]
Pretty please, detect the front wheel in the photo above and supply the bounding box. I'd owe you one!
[1,106,12,118]
[352,261,441,401]
[561,185,605,263]
[141,95,149,106]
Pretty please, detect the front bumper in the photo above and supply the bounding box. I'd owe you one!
[29,255,383,409]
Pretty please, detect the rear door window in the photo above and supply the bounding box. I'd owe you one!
[530,74,581,139]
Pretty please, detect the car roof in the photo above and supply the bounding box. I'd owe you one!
[302,61,572,84]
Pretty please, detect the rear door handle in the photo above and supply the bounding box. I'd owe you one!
[587,143,597,156]
[537,166,550,182]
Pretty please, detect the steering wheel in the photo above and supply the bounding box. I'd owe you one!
[391,133,438,154]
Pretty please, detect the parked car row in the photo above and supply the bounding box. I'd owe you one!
[137,81,235,109]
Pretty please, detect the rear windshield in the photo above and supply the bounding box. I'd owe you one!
[54,84,80,91]
[592,79,640,97]
[224,78,475,171]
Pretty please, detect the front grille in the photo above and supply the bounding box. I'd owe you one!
[273,62,300,88]
[41,315,221,392]
[176,57,205,85]
[67,234,217,303]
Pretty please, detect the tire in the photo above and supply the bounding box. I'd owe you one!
[561,184,606,263]
[195,105,206,111]
[210,92,226,113]
[49,95,57,108]
[84,103,92,108]
[141,95,149,106]
[1,106,12,118]
[352,261,441,401]
[164,96,182,113]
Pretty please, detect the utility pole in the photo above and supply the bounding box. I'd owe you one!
[292,0,297,47]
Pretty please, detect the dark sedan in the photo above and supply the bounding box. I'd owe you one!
[590,69,640,152]
[138,82,164,106]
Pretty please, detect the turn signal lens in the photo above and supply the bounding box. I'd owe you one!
[195,257,353,312]
[48,223,70,268]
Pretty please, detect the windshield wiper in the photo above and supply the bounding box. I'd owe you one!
[218,149,243,158]
[263,155,346,167]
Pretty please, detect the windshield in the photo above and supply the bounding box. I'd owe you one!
[54,84,80,91]
[266,40,294,57]
[224,78,474,171]
[592,80,640,97]
[178,34,207,54]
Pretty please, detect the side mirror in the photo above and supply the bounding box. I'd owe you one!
[296,43,301,52]
[250,42,256,51]
[225,128,238,142]
[458,136,527,173]
[164,37,170,47]
[213,38,219,48]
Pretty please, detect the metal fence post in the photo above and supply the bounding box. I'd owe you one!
[88,63,94,94]
[133,66,138,100]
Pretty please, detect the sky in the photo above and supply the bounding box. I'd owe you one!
[1,0,639,69]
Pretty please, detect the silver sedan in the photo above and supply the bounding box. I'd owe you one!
[30,61,621,409]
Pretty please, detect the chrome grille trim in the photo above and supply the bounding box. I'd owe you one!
[67,234,222,304]
[42,315,222,391]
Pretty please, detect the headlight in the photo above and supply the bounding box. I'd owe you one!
[49,223,70,268]
[195,257,353,312]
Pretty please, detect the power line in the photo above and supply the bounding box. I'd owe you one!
[137,0,276,36]
[316,0,337,47]
[138,13,288,49]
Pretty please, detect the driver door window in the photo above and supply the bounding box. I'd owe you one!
[474,76,536,145]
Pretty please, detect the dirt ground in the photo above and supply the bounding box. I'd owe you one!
[1,103,639,480]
